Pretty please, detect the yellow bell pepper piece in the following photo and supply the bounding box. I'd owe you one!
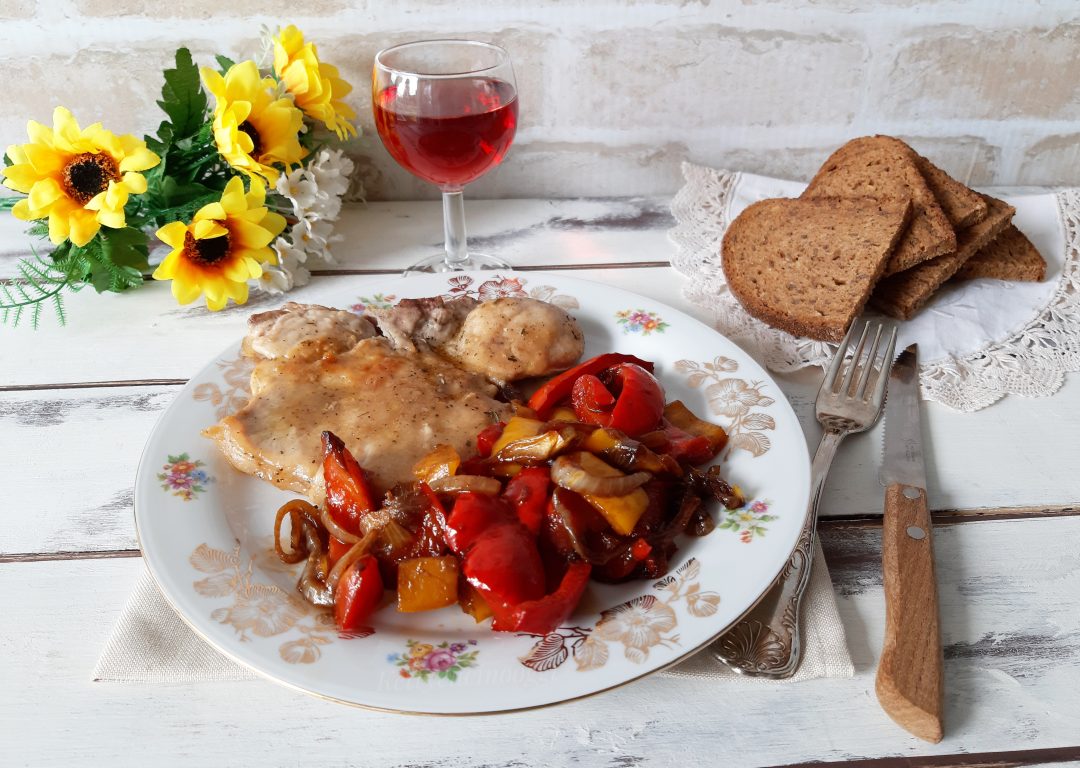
[584,488,650,536]
[490,416,545,455]
[458,581,494,623]
[550,406,578,422]
[397,556,460,612]
[412,444,460,484]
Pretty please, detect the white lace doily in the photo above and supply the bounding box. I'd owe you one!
[669,162,1080,412]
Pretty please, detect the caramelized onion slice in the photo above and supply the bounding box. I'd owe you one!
[319,506,362,544]
[427,474,502,496]
[325,529,378,595]
[274,499,322,564]
[551,453,650,497]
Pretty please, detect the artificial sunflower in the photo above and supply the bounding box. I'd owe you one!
[1,107,160,247]
[152,176,286,310]
[272,25,357,140]
[201,61,306,183]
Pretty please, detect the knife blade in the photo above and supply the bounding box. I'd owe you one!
[880,344,927,489]
[875,343,944,743]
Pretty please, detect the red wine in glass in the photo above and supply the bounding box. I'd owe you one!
[374,77,518,190]
[372,40,518,273]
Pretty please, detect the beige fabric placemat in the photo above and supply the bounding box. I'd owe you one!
[94,539,851,684]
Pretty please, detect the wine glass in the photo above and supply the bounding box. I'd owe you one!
[372,40,519,273]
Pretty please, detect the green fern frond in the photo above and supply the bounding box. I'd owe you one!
[0,250,73,328]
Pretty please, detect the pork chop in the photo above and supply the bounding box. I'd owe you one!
[243,302,376,361]
[206,337,510,497]
[368,296,584,383]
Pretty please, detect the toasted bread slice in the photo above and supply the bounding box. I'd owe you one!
[873,195,1015,320]
[915,154,988,229]
[953,224,1046,282]
[722,195,912,342]
[803,136,956,275]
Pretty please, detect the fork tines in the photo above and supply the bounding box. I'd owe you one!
[824,320,898,401]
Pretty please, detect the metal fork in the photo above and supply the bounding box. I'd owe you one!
[711,320,897,678]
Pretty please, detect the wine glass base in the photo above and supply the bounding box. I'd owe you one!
[403,252,513,274]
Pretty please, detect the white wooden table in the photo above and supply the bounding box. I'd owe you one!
[3,198,1079,768]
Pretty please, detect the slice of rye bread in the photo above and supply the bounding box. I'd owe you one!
[802,136,956,276]
[953,224,1046,282]
[872,194,1015,320]
[915,154,988,229]
[722,195,912,342]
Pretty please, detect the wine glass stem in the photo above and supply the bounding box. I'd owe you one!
[442,190,468,267]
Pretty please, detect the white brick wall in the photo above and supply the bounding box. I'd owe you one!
[2,0,1078,198]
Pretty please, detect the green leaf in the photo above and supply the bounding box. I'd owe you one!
[156,47,207,142]
[100,226,150,273]
[215,54,236,74]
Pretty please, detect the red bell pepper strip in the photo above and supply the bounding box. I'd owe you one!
[334,555,383,631]
[464,523,547,607]
[650,424,717,465]
[322,431,378,537]
[528,353,655,418]
[444,492,509,554]
[328,536,352,568]
[571,363,665,437]
[501,466,551,536]
[490,562,592,633]
[446,493,547,608]
[475,422,506,458]
[631,538,653,561]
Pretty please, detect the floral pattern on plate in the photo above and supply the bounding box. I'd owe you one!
[189,543,369,665]
[443,274,579,311]
[351,293,397,312]
[192,355,254,420]
[518,558,719,672]
[719,498,777,542]
[389,639,479,682]
[615,308,669,335]
[158,453,213,501]
[675,356,776,457]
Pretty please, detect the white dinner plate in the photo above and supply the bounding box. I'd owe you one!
[135,271,811,714]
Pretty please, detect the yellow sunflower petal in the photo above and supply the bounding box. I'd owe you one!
[229,218,278,250]
[2,163,40,193]
[222,256,253,282]
[47,208,70,243]
[11,198,34,222]
[28,178,64,211]
[68,209,101,247]
[51,107,82,149]
[227,279,250,305]
[192,219,227,240]
[22,143,65,176]
[194,201,226,223]
[172,272,204,305]
[25,120,53,148]
[119,148,159,173]
[152,249,182,280]
[260,210,287,238]
[156,222,189,250]
[218,176,248,214]
[120,171,147,194]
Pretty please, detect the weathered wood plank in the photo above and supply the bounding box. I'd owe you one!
[0,266,698,386]
[0,198,674,279]
[3,516,1078,767]
[3,350,1080,556]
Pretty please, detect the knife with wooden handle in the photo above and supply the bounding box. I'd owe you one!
[876,343,944,743]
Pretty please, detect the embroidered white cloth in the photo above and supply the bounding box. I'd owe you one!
[670,163,1080,411]
[94,540,851,684]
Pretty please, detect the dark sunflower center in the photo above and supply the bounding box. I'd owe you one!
[62,152,120,205]
[238,121,263,157]
[183,230,231,266]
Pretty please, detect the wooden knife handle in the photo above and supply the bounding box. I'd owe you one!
[875,483,944,743]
